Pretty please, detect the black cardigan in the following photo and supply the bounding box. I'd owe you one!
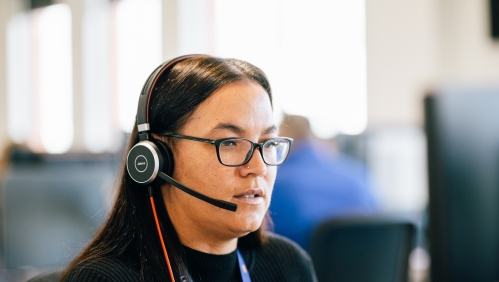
[63,233,317,282]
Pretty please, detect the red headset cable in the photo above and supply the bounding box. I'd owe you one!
[148,186,176,282]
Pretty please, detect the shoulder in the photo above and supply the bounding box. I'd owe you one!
[62,258,141,282]
[244,233,318,282]
[264,233,316,270]
[263,232,310,259]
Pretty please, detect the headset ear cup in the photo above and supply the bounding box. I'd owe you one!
[154,140,174,176]
[126,140,164,185]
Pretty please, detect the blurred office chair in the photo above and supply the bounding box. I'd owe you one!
[0,151,117,273]
[309,216,416,282]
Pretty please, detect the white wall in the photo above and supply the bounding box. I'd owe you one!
[365,0,438,212]
[438,0,499,84]
[366,0,499,128]
[366,0,439,127]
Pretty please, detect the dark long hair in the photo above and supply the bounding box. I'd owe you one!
[60,56,273,281]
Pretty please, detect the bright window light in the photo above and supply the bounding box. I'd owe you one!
[177,0,212,54]
[37,4,74,153]
[115,0,162,132]
[214,0,367,138]
[82,0,113,153]
[6,13,33,144]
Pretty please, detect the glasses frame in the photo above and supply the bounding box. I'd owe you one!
[162,133,293,167]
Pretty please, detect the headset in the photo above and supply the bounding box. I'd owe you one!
[126,54,191,187]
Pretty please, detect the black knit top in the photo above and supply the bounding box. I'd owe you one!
[63,233,317,282]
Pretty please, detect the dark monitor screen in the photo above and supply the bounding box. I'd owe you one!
[425,88,499,282]
[491,0,499,39]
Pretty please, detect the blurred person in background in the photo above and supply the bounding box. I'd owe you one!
[57,55,317,282]
[270,114,379,250]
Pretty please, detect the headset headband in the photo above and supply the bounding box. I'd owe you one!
[136,54,200,137]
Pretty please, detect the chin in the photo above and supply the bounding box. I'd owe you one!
[235,213,265,234]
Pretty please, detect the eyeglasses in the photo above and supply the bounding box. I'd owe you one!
[163,133,293,166]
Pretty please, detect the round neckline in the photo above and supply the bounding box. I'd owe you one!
[183,245,240,281]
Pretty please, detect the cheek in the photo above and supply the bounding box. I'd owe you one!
[264,167,277,202]
[173,146,232,191]
[174,144,212,174]
[266,167,277,188]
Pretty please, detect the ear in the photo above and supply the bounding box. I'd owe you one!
[151,133,162,140]
[151,133,173,148]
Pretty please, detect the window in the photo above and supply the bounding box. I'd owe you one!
[7,4,74,153]
[6,0,365,153]
[6,13,32,145]
[213,0,367,137]
[37,4,74,153]
[115,0,162,132]
[82,0,113,153]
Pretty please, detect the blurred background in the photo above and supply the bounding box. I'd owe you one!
[0,0,499,281]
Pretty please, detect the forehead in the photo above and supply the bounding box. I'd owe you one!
[182,80,274,136]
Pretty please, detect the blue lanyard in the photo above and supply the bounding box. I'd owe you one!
[237,249,251,282]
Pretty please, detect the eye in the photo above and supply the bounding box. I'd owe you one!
[220,139,239,149]
[264,139,280,149]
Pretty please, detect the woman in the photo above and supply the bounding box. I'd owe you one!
[60,55,317,282]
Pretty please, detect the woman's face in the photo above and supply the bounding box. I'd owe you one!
[162,80,277,243]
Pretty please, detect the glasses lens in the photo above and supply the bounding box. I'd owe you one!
[218,139,253,165]
[262,138,291,165]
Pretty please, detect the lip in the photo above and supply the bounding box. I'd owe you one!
[233,188,265,205]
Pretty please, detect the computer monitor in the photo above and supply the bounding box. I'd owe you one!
[425,88,499,282]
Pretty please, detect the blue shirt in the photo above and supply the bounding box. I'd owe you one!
[270,139,378,250]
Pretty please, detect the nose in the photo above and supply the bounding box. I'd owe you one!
[243,147,267,176]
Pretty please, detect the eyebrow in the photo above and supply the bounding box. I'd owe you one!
[210,123,278,135]
[263,125,278,135]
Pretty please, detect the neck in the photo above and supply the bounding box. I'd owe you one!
[163,189,238,254]
[177,225,238,254]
